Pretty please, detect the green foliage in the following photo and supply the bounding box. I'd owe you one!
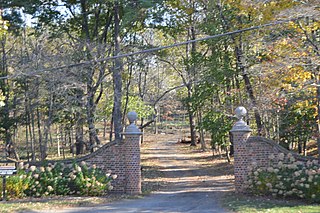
[247,153,320,203]
[277,96,316,149]
[0,161,116,199]
[0,13,9,39]
[200,111,233,148]
[125,95,153,119]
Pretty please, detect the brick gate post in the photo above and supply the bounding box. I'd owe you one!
[230,106,252,193]
[122,111,142,195]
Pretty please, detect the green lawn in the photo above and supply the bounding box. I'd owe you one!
[223,193,320,213]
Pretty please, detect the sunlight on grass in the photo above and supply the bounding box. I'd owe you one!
[0,196,126,213]
[223,194,320,213]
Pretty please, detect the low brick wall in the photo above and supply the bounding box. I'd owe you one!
[233,133,317,192]
[31,135,141,194]
[75,139,127,193]
[247,136,315,165]
[230,107,318,193]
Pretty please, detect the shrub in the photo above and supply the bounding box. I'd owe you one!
[1,161,116,199]
[247,153,320,203]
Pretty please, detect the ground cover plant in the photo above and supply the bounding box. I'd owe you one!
[247,153,320,203]
[0,161,116,199]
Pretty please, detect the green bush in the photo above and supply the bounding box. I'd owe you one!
[1,161,116,199]
[247,153,320,203]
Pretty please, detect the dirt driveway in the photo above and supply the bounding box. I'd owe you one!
[35,134,234,213]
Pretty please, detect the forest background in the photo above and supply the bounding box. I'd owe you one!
[0,0,319,163]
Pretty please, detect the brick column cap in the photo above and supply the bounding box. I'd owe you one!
[230,120,252,132]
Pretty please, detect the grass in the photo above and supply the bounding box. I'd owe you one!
[222,193,320,213]
[0,195,129,213]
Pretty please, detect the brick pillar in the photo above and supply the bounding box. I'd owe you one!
[122,111,142,195]
[230,106,252,193]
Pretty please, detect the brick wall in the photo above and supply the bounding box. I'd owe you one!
[33,134,141,194]
[232,133,316,192]
[77,139,127,193]
[75,134,141,194]
[230,106,318,193]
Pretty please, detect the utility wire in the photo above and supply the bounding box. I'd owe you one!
[0,17,303,80]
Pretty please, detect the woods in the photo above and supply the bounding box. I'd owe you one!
[0,0,319,162]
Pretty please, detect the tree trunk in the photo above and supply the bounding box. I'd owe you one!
[187,85,197,146]
[140,118,144,144]
[24,85,30,162]
[122,62,133,124]
[103,118,107,140]
[303,138,307,156]
[112,2,123,140]
[87,91,100,152]
[68,128,74,156]
[75,113,85,155]
[56,127,61,157]
[242,72,264,135]
[25,119,30,162]
[109,107,114,141]
[30,106,36,161]
[317,75,320,162]
[225,146,231,163]
[197,110,206,150]
[36,106,45,161]
[43,92,54,160]
[60,126,65,159]
[29,113,35,161]
[153,106,159,134]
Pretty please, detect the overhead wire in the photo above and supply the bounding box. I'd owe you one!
[0,17,304,80]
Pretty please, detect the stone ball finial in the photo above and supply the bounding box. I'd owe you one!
[123,111,141,135]
[231,106,252,132]
[127,111,137,124]
[235,106,247,121]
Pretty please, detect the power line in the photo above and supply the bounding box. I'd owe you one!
[0,17,303,80]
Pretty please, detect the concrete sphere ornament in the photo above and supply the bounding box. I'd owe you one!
[127,111,138,124]
[235,106,247,121]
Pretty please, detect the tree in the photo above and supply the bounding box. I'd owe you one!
[0,9,20,159]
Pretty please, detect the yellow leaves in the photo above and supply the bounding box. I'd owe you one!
[0,90,5,107]
[280,39,288,46]
[296,100,309,108]
[284,65,311,84]
[0,10,9,39]
[288,19,320,36]
[293,99,318,118]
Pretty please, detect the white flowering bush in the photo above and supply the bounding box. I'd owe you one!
[247,153,320,203]
[67,161,117,196]
[0,161,116,199]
